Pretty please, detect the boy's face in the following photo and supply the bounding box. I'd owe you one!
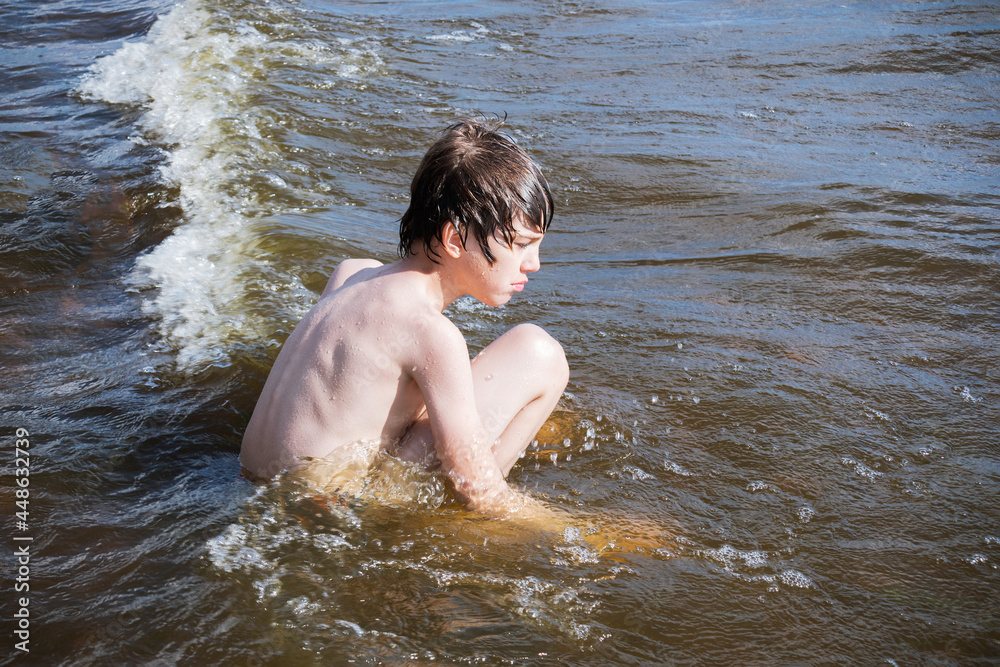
[464,215,544,307]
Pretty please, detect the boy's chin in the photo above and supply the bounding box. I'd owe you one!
[475,294,512,308]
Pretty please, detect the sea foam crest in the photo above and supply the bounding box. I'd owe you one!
[78,0,375,370]
[79,0,272,369]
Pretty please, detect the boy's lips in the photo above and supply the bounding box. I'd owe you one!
[512,281,527,292]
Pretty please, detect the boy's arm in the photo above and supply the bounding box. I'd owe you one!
[410,318,521,514]
[322,258,382,296]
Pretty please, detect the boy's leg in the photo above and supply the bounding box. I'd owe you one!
[471,323,569,474]
[396,323,569,475]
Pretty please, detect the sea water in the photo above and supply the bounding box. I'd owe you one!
[1,0,999,663]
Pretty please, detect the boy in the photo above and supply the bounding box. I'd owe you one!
[240,118,569,517]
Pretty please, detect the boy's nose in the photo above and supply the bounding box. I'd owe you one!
[522,248,541,273]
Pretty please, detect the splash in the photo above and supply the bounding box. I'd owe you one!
[205,457,617,650]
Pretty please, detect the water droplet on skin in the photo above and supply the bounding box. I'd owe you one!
[485,374,493,381]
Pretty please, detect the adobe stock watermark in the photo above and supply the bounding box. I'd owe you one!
[10,427,33,655]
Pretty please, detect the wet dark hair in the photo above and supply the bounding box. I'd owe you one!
[398,117,554,264]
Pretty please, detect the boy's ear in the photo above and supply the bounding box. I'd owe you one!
[440,220,465,259]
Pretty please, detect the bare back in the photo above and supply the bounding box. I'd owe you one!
[240,260,440,479]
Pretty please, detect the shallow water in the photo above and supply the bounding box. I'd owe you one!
[2,0,999,663]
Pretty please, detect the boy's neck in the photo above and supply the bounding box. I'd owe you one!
[397,249,463,313]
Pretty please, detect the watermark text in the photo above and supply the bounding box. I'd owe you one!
[11,427,33,654]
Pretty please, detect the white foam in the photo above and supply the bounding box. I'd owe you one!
[841,457,884,482]
[78,1,273,368]
[702,544,769,570]
[427,23,489,43]
[622,464,655,481]
[746,481,779,493]
[779,569,814,588]
[664,456,695,477]
[863,405,890,422]
[205,524,269,574]
[957,385,982,403]
[428,31,476,43]
[77,0,381,371]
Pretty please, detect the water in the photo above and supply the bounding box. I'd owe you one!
[2,0,999,663]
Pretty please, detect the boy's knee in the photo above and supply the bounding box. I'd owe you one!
[511,324,568,383]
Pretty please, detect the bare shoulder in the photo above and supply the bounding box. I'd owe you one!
[409,308,469,365]
[322,258,383,296]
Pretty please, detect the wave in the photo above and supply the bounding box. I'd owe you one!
[77,0,381,370]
